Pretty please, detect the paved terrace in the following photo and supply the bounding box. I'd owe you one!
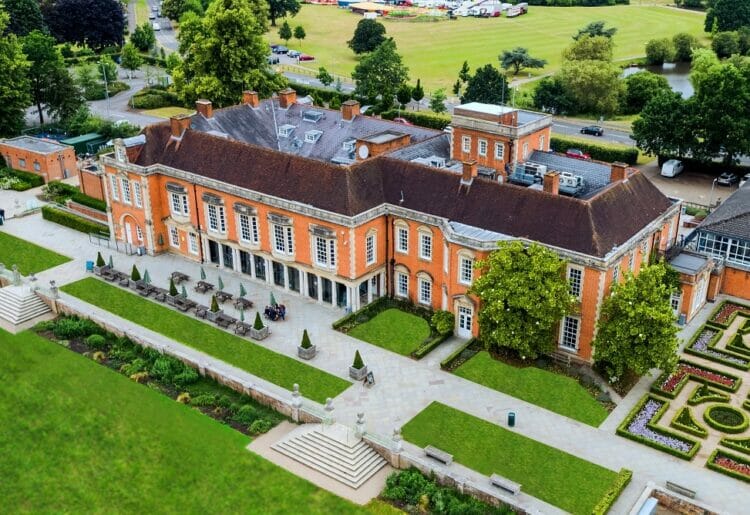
[0,186,743,513]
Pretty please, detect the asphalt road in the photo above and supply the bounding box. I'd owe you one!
[551,119,634,146]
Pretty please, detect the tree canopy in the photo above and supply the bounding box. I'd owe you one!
[162,0,204,20]
[460,64,509,105]
[120,43,143,78]
[632,91,694,157]
[563,35,614,61]
[351,38,408,108]
[560,59,623,116]
[45,0,125,49]
[347,18,386,54]
[705,0,750,33]
[574,21,617,40]
[4,0,45,36]
[471,241,574,360]
[131,23,156,52]
[429,88,447,113]
[645,38,675,65]
[593,262,679,380]
[712,31,740,58]
[622,71,672,114]
[278,20,292,44]
[268,0,300,27]
[672,32,700,62]
[499,47,547,75]
[173,0,286,106]
[0,10,30,136]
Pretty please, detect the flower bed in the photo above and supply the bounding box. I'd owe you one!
[721,437,750,456]
[687,383,731,406]
[727,333,750,358]
[684,326,749,370]
[707,449,750,482]
[703,404,749,434]
[670,406,708,438]
[617,395,700,460]
[708,301,750,328]
[651,360,742,398]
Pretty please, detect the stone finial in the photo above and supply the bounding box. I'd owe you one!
[12,264,21,285]
[49,280,59,299]
[324,398,334,413]
[355,412,366,438]
[323,397,335,426]
[291,383,302,408]
[393,427,403,452]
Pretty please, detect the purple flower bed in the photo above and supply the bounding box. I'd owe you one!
[626,400,694,453]
[691,328,749,367]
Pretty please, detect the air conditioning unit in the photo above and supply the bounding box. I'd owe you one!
[559,171,583,188]
[523,162,547,178]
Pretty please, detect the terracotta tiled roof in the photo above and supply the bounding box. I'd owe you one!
[135,124,674,257]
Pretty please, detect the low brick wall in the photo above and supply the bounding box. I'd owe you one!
[65,200,108,223]
[652,490,718,515]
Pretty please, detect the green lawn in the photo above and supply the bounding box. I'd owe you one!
[61,277,350,403]
[0,231,70,275]
[348,308,430,356]
[402,402,619,514]
[269,4,705,90]
[0,329,363,513]
[455,351,609,427]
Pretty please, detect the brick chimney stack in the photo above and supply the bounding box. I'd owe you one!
[543,171,560,195]
[242,91,260,108]
[170,114,192,138]
[611,162,628,182]
[341,100,361,122]
[195,99,213,119]
[278,88,296,109]
[462,160,478,183]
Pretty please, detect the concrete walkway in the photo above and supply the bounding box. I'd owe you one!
[1,205,746,512]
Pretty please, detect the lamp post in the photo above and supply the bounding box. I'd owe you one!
[708,178,718,208]
[100,60,111,119]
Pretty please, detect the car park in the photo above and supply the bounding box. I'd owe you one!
[717,172,739,186]
[287,50,301,58]
[565,148,591,160]
[273,45,288,54]
[660,159,684,178]
[152,22,161,30]
[298,54,315,61]
[149,11,156,19]
[580,125,604,136]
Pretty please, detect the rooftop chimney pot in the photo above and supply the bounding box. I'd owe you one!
[462,160,478,184]
[611,162,628,182]
[242,90,260,108]
[169,114,192,138]
[342,99,361,122]
[195,99,213,119]
[543,171,560,195]
[278,88,297,109]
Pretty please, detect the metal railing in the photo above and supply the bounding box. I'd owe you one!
[88,233,137,255]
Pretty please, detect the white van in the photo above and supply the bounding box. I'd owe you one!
[661,159,684,178]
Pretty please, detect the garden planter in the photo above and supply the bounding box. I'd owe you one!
[298,345,317,360]
[93,265,103,276]
[166,295,178,306]
[206,310,223,322]
[349,365,368,381]
[128,280,139,290]
[250,326,269,340]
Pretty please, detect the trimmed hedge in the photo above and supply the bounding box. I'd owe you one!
[42,206,109,236]
[707,449,750,483]
[550,136,639,165]
[411,331,452,359]
[670,406,708,438]
[380,109,451,130]
[703,404,749,434]
[70,192,107,212]
[591,468,632,515]
[332,296,389,330]
[288,81,354,104]
[706,300,750,329]
[616,394,700,460]
[46,181,107,212]
[720,436,750,456]
[683,325,749,371]
[651,360,742,398]
[728,333,750,358]
[131,87,182,109]
[440,337,476,370]
[687,383,731,406]
[3,167,45,188]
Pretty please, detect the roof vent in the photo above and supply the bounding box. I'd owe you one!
[305,130,323,143]
[343,139,356,152]
[302,110,324,123]
[278,124,295,138]
[292,137,304,149]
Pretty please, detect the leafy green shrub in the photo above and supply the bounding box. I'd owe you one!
[300,329,312,349]
[380,109,451,130]
[70,191,107,212]
[33,320,57,332]
[52,317,104,339]
[352,350,365,370]
[10,180,31,191]
[121,358,149,376]
[550,136,639,165]
[109,338,139,362]
[150,356,181,383]
[190,393,217,407]
[85,334,107,349]
[173,366,200,388]
[249,419,274,435]
[131,87,181,109]
[216,395,232,408]
[431,310,455,335]
[41,206,110,236]
[232,405,258,425]
[288,81,353,105]
[169,278,178,297]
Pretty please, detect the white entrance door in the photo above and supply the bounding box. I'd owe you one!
[124,222,133,245]
[457,306,473,338]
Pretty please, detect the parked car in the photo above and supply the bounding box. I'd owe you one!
[287,50,301,58]
[148,11,156,19]
[393,117,413,126]
[565,148,591,160]
[273,45,288,54]
[717,171,740,186]
[298,53,315,61]
[580,125,604,136]
[660,159,684,178]
[152,22,161,31]
[740,173,750,187]
[267,55,280,64]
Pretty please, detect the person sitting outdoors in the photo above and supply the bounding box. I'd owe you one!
[278,304,286,320]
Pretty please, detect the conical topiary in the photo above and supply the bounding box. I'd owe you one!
[96,252,105,267]
[210,295,219,313]
[253,312,264,330]
[352,350,364,370]
[300,329,312,349]
[180,285,188,298]
[169,278,178,296]
[131,264,141,281]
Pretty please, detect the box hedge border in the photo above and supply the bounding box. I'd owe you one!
[702,404,750,434]
[616,394,700,460]
[720,436,750,456]
[440,337,477,371]
[651,360,742,399]
[42,206,109,236]
[683,324,749,371]
[706,448,750,483]
[686,383,731,406]
[591,468,632,515]
[727,333,750,358]
[670,406,708,438]
[706,300,750,330]
[380,109,451,131]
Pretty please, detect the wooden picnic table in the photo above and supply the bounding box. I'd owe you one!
[152,287,169,302]
[173,296,197,312]
[234,321,252,336]
[215,290,233,303]
[194,305,209,319]
[101,268,117,281]
[135,281,154,296]
[171,271,190,284]
[214,313,237,329]
[194,281,214,294]
[233,297,253,310]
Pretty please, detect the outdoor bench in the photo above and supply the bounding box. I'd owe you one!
[424,445,453,465]
[490,474,521,495]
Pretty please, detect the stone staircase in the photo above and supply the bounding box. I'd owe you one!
[271,423,387,489]
[0,286,51,324]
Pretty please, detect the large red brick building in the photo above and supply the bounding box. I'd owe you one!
[0,136,76,183]
[99,90,680,362]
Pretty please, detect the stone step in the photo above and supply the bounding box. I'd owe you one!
[294,433,377,468]
[310,429,369,453]
[300,431,371,458]
[0,288,51,324]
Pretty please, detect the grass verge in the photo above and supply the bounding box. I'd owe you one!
[61,277,351,403]
[348,308,430,356]
[402,402,619,514]
[0,329,363,513]
[0,231,70,275]
[142,106,195,118]
[454,351,609,426]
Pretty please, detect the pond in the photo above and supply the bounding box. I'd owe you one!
[622,62,693,98]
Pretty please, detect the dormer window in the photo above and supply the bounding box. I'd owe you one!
[302,110,324,123]
[278,124,295,138]
[343,139,356,152]
[305,130,323,143]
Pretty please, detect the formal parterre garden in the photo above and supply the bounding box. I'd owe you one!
[617,300,750,482]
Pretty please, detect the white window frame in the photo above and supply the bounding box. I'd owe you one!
[478,139,487,157]
[538,135,545,150]
[612,264,620,284]
[169,226,180,247]
[188,233,199,255]
[365,233,376,265]
[271,224,294,255]
[120,177,131,204]
[396,224,409,254]
[238,213,259,244]
[568,266,583,299]
[313,235,336,268]
[560,316,580,350]
[522,142,529,160]
[135,225,143,242]
[396,272,409,297]
[459,255,473,285]
[18,158,26,168]
[418,276,432,305]
[33,161,41,171]
[628,252,635,271]
[206,204,226,234]
[109,175,119,201]
[494,142,505,160]
[462,135,470,153]
[133,181,143,208]
[419,232,432,261]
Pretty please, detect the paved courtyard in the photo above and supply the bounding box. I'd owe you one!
[1,184,747,512]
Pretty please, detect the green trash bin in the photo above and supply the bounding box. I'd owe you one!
[508,412,516,427]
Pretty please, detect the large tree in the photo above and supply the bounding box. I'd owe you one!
[471,241,574,359]
[672,32,700,62]
[0,9,30,136]
[162,0,204,20]
[533,76,576,115]
[563,35,614,62]
[705,0,750,33]
[632,91,694,157]
[645,38,675,65]
[268,0,300,27]
[712,31,740,58]
[45,0,125,49]
[130,22,156,52]
[593,262,679,380]
[351,38,408,108]
[22,30,83,125]
[120,43,143,79]
[4,0,45,36]
[499,47,547,75]
[574,20,617,40]
[460,64,509,105]
[559,59,623,116]
[173,0,285,106]
[347,18,386,55]
[622,71,672,114]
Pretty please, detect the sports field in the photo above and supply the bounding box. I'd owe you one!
[269,4,705,90]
